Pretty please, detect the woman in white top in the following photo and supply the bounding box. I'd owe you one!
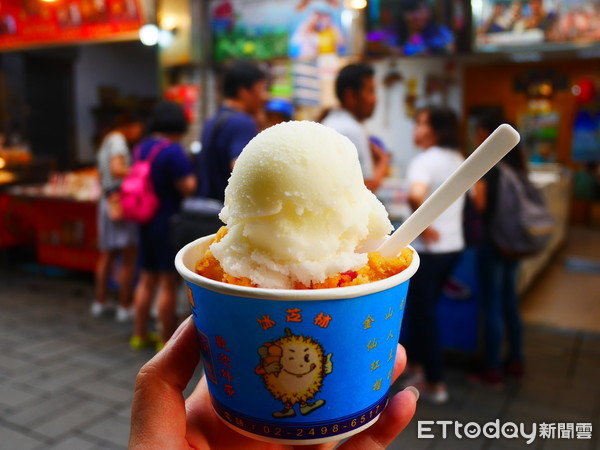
[93,113,143,321]
[401,106,465,404]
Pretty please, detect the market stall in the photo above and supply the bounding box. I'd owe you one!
[4,170,100,272]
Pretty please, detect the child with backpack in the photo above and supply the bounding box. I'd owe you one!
[129,101,197,352]
[93,113,143,322]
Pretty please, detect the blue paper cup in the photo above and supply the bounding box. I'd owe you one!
[175,235,419,445]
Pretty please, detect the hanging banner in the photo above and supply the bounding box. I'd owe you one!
[0,0,144,51]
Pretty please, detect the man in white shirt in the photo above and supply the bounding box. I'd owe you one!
[322,63,390,192]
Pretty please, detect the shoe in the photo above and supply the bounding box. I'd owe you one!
[130,333,160,351]
[90,301,113,318]
[412,381,449,404]
[116,306,133,323]
[419,389,449,405]
[468,369,504,389]
[505,361,525,379]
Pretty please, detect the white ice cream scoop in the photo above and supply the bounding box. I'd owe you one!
[211,120,393,289]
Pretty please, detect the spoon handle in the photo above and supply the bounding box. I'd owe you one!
[377,124,520,257]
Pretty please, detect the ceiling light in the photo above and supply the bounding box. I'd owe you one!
[139,24,159,46]
[349,0,367,9]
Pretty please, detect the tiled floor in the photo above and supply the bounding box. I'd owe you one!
[522,226,600,334]
[0,226,598,449]
[388,326,600,450]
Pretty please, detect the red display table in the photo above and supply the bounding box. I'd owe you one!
[4,186,99,272]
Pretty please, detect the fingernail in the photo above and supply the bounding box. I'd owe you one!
[170,315,193,342]
[403,385,420,401]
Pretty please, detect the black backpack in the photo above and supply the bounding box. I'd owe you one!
[490,163,555,259]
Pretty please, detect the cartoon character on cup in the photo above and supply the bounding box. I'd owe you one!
[256,328,333,418]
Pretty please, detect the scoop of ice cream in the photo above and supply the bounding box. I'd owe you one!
[210,120,393,289]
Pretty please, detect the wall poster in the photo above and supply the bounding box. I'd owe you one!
[210,0,350,62]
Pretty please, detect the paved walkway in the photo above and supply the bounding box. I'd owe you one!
[389,326,600,450]
[0,270,598,449]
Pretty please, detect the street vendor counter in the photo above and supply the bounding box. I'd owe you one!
[3,184,99,272]
[517,164,571,294]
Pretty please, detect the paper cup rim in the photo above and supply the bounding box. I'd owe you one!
[175,234,420,301]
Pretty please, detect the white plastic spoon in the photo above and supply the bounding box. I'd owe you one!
[377,124,521,257]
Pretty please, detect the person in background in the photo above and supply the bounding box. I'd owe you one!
[131,101,197,352]
[400,106,465,404]
[197,60,268,203]
[93,112,143,322]
[468,111,526,388]
[129,316,419,449]
[264,98,295,128]
[322,63,390,192]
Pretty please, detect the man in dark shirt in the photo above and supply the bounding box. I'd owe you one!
[197,60,268,202]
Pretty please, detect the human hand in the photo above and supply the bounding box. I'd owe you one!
[130,316,418,450]
[421,226,440,245]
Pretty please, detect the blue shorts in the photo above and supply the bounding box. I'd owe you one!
[138,215,177,273]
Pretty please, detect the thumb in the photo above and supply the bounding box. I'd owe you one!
[129,317,200,449]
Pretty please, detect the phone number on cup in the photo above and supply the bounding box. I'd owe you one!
[212,394,389,440]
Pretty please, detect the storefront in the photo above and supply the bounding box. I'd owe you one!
[0,0,159,267]
[1,0,598,309]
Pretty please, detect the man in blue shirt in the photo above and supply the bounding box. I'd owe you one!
[197,60,268,202]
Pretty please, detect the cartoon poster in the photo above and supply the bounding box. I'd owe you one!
[0,0,144,51]
[210,0,349,62]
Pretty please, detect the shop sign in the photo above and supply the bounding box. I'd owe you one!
[0,0,145,51]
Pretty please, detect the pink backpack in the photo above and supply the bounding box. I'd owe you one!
[121,139,170,224]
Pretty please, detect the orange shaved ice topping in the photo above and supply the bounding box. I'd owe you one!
[195,226,413,289]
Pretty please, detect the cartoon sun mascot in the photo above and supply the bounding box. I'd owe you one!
[256,328,333,418]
